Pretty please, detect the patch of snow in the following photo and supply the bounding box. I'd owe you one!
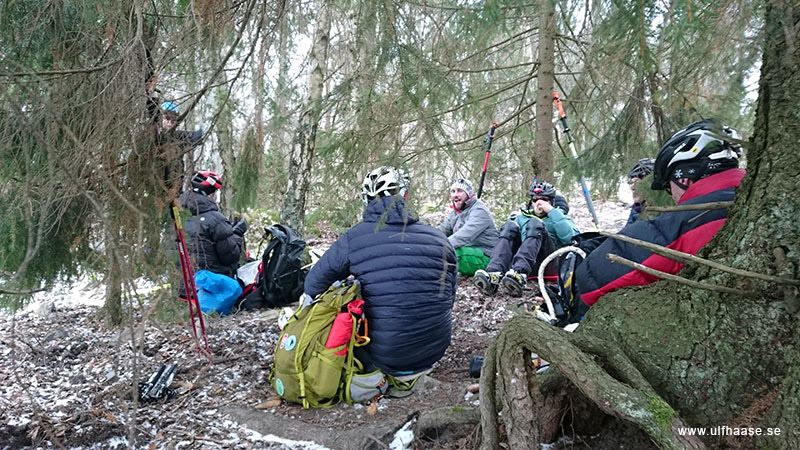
[242,426,332,449]
[54,393,77,407]
[389,417,416,450]
[7,414,31,427]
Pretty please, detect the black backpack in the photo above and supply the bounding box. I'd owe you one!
[237,224,308,310]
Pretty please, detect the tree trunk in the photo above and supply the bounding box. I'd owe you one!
[532,0,556,180]
[483,3,800,448]
[279,0,331,235]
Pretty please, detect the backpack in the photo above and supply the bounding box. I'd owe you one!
[270,279,387,409]
[235,224,308,311]
[261,224,307,308]
[543,232,605,327]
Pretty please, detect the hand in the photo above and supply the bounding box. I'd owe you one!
[534,199,553,215]
[233,218,248,236]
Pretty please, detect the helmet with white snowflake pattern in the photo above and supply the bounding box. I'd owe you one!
[651,119,742,191]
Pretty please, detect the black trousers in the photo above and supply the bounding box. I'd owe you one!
[486,219,557,277]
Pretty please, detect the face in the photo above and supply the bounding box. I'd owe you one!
[450,188,469,210]
[531,196,553,217]
[668,180,687,203]
[629,176,643,202]
[161,114,176,130]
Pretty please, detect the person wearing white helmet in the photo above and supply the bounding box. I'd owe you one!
[438,178,499,276]
[304,166,457,380]
[575,119,745,307]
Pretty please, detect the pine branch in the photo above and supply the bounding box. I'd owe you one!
[0,287,46,295]
[600,231,800,287]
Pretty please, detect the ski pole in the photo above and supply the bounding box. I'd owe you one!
[476,122,498,198]
[553,92,600,230]
[170,202,212,358]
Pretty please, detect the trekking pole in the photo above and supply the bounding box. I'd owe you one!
[170,202,212,358]
[476,122,499,198]
[553,92,600,230]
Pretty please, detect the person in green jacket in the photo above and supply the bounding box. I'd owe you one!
[474,180,579,296]
[438,178,500,276]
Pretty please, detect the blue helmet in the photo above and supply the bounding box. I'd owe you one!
[161,102,179,115]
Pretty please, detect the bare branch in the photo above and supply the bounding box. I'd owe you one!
[606,253,758,297]
[601,231,800,286]
[645,201,734,213]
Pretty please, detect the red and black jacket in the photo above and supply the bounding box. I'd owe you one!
[576,169,745,306]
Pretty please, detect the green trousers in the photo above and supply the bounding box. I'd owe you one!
[455,246,490,276]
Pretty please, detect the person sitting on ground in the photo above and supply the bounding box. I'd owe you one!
[474,180,580,297]
[179,170,247,283]
[626,157,655,225]
[437,178,499,276]
[303,166,457,378]
[575,119,745,307]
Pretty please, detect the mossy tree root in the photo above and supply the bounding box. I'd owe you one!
[478,315,705,450]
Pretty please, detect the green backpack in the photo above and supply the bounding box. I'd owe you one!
[269,279,387,408]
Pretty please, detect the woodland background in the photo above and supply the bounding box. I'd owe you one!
[5,2,799,449]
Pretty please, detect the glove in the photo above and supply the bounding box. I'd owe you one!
[299,293,314,310]
[233,218,248,236]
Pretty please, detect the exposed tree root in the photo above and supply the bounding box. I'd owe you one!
[478,315,705,450]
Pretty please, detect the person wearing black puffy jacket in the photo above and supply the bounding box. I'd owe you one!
[304,166,457,377]
[179,171,247,280]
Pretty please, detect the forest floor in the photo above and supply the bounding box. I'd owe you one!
[0,194,632,450]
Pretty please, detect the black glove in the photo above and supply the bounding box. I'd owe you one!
[233,218,248,236]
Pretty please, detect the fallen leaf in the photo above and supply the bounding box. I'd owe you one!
[255,397,282,409]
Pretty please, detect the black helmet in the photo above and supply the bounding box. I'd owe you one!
[191,170,223,195]
[629,158,655,179]
[528,180,556,201]
[651,119,741,191]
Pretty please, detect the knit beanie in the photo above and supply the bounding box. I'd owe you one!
[450,178,474,196]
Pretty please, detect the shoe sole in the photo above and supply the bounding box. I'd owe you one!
[500,277,524,297]
[473,274,497,295]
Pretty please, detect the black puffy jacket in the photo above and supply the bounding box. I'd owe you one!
[179,190,243,278]
[304,196,457,375]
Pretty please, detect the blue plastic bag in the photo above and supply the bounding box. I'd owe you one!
[194,270,243,315]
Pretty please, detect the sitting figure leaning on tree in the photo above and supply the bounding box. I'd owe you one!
[574,119,745,308]
[474,180,580,297]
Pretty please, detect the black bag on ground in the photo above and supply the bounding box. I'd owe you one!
[544,232,605,327]
[235,224,308,310]
[260,224,307,308]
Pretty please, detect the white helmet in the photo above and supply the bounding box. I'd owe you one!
[361,166,409,205]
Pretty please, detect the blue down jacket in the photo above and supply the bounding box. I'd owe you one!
[304,196,457,375]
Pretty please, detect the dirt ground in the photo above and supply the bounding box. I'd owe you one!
[0,198,634,449]
[0,274,535,449]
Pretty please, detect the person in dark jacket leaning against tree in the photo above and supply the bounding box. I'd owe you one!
[179,171,247,281]
[303,166,457,377]
[576,119,745,306]
[438,178,499,276]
